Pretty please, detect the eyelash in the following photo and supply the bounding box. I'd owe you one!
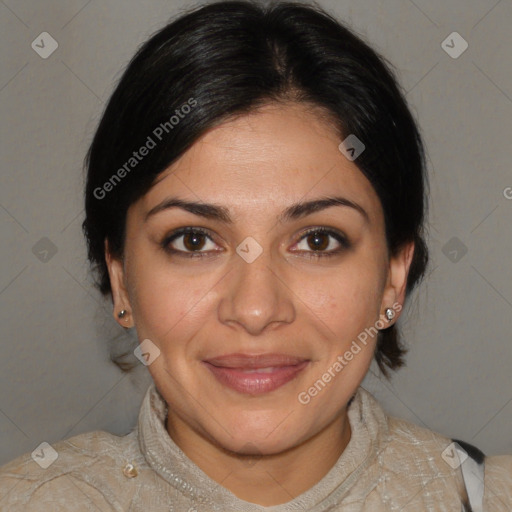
[161,226,351,260]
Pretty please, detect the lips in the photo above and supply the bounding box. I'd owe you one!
[203,353,310,395]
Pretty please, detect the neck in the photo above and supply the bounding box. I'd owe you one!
[166,409,351,506]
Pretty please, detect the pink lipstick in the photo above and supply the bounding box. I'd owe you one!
[203,353,309,395]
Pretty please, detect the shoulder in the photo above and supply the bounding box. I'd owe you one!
[0,428,143,511]
[386,414,453,453]
[380,413,464,481]
[484,454,512,509]
[355,389,512,508]
[356,387,459,468]
[384,413,512,509]
[486,453,512,473]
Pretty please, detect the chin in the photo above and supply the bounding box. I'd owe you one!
[205,411,312,455]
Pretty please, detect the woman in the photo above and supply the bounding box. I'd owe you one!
[1,1,510,510]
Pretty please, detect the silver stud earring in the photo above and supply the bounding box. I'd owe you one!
[118,309,128,319]
[384,308,395,322]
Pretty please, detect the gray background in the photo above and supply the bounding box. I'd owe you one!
[1,0,511,468]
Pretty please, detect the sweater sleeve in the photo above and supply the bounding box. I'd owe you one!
[0,457,122,511]
[0,431,141,512]
[483,455,512,510]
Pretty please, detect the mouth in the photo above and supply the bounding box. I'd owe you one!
[202,353,310,395]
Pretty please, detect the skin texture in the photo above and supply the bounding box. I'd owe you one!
[106,102,414,506]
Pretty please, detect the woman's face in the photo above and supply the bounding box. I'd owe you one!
[108,102,412,456]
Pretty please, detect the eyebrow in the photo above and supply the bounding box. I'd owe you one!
[144,195,369,224]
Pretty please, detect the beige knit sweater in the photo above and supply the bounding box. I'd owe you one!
[0,383,510,511]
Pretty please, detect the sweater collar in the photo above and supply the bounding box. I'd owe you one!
[138,383,389,511]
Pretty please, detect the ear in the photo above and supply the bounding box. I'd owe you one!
[379,240,415,325]
[105,238,134,328]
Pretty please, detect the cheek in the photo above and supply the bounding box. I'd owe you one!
[127,257,218,345]
[298,261,383,338]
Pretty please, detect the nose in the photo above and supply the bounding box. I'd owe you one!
[217,247,295,336]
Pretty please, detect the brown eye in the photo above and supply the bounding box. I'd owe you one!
[162,227,220,257]
[294,228,350,259]
[305,232,330,251]
[182,232,207,251]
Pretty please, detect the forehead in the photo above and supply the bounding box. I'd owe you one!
[136,102,382,223]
